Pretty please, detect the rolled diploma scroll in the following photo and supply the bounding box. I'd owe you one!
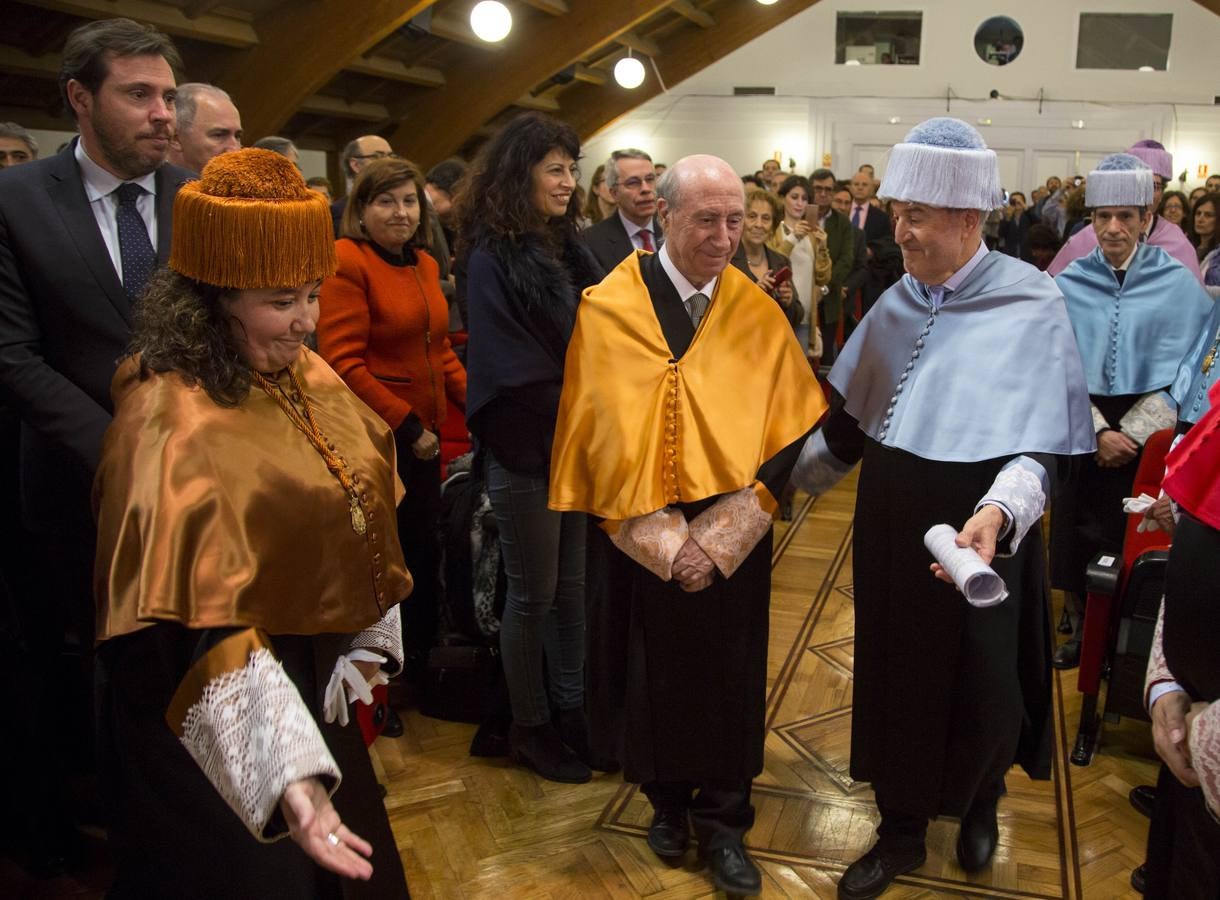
[923,523,1009,608]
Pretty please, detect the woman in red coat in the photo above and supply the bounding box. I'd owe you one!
[319,157,466,698]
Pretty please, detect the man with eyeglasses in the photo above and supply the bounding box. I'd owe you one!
[805,168,856,363]
[583,148,663,274]
[330,134,398,235]
[1048,140,1203,282]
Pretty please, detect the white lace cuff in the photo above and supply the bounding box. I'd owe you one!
[792,429,854,496]
[976,456,1047,557]
[1091,403,1109,435]
[1119,391,1177,446]
[347,603,404,677]
[606,507,689,581]
[1189,702,1220,820]
[177,648,340,842]
[688,486,774,578]
[1144,599,1178,710]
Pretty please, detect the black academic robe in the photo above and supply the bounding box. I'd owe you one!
[585,253,808,785]
[822,393,1059,817]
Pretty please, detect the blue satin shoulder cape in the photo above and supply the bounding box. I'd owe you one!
[1171,299,1220,424]
[1056,244,1212,396]
[828,251,1096,463]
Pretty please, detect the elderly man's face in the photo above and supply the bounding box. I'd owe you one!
[0,136,34,167]
[350,136,393,177]
[1093,206,1150,268]
[172,92,242,174]
[611,156,657,226]
[849,173,873,202]
[658,175,744,289]
[892,201,980,285]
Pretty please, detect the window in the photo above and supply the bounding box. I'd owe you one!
[1076,13,1172,71]
[835,11,922,66]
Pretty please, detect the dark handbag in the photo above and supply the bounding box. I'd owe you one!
[420,635,506,724]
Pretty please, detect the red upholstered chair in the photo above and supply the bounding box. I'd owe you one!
[1070,428,1174,765]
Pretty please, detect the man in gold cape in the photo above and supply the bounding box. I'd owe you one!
[550,155,826,896]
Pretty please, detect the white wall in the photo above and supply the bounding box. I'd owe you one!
[584,0,1220,194]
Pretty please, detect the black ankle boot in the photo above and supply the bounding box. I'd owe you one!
[509,721,591,784]
[557,707,620,773]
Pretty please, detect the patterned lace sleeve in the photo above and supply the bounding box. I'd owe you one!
[687,484,774,579]
[1144,599,1179,710]
[1091,402,1109,435]
[166,628,340,843]
[347,603,404,676]
[603,507,690,581]
[1118,391,1177,446]
[976,456,1047,558]
[1189,702,1220,821]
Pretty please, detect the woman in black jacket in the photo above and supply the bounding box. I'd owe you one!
[457,113,603,783]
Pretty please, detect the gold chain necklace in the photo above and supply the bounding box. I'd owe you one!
[250,366,367,535]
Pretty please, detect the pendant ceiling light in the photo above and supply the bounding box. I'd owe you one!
[470,1,512,43]
[614,53,646,89]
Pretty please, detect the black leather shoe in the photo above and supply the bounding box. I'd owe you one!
[381,706,404,738]
[1131,863,1147,894]
[646,807,689,859]
[556,707,620,773]
[838,844,926,900]
[1129,785,1156,819]
[508,722,591,784]
[1052,639,1081,670]
[956,792,1000,872]
[702,844,761,896]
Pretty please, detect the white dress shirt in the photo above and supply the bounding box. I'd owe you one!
[619,209,656,251]
[74,139,158,282]
[658,242,718,310]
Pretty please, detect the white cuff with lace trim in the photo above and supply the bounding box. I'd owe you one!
[347,603,403,676]
[1119,391,1177,447]
[1189,702,1220,821]
[976,456,1047,558]
[178,648,340,842]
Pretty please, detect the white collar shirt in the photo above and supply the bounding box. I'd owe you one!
[75,139,158,282]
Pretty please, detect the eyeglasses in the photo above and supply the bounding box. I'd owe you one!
[811,185,835,194]
[353,151,401,161]
[620,174,657,190]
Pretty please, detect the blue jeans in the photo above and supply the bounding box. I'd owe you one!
[485,455,587,727]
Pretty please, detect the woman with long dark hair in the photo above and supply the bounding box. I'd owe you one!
[456,113,603,782]
[1188,192,1219,264]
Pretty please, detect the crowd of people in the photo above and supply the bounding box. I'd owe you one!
[0,15,1217,900]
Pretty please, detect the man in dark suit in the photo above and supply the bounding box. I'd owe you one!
[583,148,663,274]
[848,170,893,243]
[836,183,903,322]
[807,168,855,364]
[0,18,189,871]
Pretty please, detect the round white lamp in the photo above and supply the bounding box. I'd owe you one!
[614,55,646,89]
[470,1,512,43]
[756,0,780,6]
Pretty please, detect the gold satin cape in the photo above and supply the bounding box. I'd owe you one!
[549,252,827,519]
[95,348,412,642]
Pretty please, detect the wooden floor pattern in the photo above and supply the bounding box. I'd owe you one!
[378,471,1162,899]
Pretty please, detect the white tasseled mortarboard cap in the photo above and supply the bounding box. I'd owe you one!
[878,117,1004,211]
[1085,153,1154,208]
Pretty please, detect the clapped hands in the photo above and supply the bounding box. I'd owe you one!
[672,537,716,592]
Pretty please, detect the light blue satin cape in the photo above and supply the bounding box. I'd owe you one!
[829,251,1096,463]
[1056,244,1211,396]
[1170,299,1220,424]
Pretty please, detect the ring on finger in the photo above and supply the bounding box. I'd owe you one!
[327,831,342,847]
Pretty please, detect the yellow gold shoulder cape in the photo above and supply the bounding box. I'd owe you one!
[549,252,827,519]
[94,349,412,642]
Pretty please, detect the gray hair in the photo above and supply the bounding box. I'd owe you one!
[174,83,232,134]
[656,167,681,211]
[0,122,37,157]
[252,135,297,158]
[605,147,652,190]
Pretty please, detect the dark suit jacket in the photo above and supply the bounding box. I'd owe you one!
[813,209,856,323]
[0,140,192,531]
[729,243,803,330]
[583,211,662,275]
[852,202,892,243]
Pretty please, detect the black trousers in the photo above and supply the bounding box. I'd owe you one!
[1144,763,1220,899]
[395,450,442,674]
[642,779,753,851]
[873,776,1006,852]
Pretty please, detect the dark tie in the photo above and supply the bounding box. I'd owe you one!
[114,182,155,302]
[1114,268,1127,287]
[639,228,654,252]
[851,205,862,228]
[685,292,708,329]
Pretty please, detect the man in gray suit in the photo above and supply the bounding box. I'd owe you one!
[583,148,663,273]
[0,18,191,870]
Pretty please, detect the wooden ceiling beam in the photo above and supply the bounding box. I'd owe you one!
[220,1,436,141]
[1191,0,1220,16]
[0,105,71,132]
[299,94,390,122]
[519,0,569,14]
[0,46,60,79]
[617,30,661,57]
[427,7,507,50]
[346,55,446,88]
[512,93,560,112]
[669,0,714,29]
[572,64,606,85]
[387,0,674,167]
[561,0,825,141]
[184,0,227,19]
[33,0,258,48]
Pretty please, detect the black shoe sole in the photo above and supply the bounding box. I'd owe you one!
[646,835,688,859]
[837,855,925,900]
[509,750,591,784]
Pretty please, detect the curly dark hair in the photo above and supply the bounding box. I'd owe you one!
[454,112,582,257]
[128,268,251,407]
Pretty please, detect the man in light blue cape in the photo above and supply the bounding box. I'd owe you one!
[792,117,1095,900]
[1049,153,1212,670]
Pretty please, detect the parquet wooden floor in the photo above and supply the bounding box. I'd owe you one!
[378,471,1162,900]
